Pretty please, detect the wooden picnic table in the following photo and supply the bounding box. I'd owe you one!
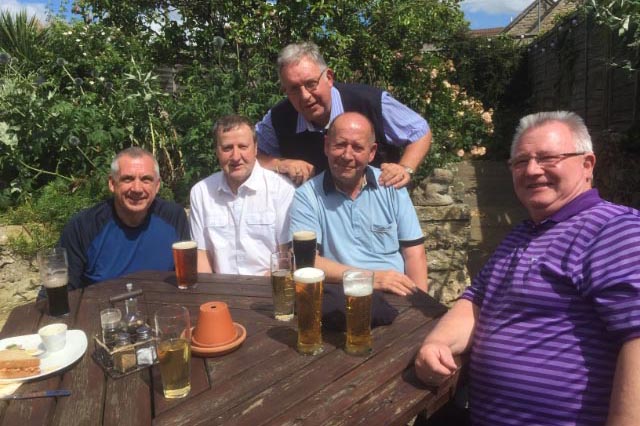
[0,271,462,426]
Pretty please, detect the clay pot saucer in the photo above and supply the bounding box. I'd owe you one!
[190,323,246,358]
[191,328,237,348]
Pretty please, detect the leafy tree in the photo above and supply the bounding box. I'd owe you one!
[1,0,520,253]
[586,0,640,69]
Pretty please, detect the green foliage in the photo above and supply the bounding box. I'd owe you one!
[446,33,528,159]
[4,175,108,255]
[0,0,520,242]
[0,10,49,66]
[586,0,640,69]
[0,19,186,202]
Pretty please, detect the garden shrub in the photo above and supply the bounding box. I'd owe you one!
[0,0,522,254]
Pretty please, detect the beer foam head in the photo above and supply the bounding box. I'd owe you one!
[294,267,324,284]
[343,282,373,297]
[293,230,316,241]
[172,240,197,250]
[43,272,68,288]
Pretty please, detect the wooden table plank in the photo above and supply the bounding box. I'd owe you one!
[0,272,457,426]
[152,326,324,425]
[245,309,434,426]
[51,297,107,426]
[103,370,153,426]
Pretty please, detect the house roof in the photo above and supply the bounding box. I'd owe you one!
[469,27,504,38]
[502,0,579,39]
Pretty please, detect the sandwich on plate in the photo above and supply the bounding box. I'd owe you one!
[0,349,41,379]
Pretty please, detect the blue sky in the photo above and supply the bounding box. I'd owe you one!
[2,0,533,30]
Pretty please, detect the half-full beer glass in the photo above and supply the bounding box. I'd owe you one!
[155,305,191,399]
[270,251,295,321]
[294,267,324,355]
[38,247,70,317]
[292,231,316,269]
[343,270,373,355]
[172,241,197,289]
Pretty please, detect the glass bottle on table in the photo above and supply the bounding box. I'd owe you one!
[124,297,145,338]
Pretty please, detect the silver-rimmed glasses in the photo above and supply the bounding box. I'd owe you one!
[508,152,586,170]
[282,68,327,95]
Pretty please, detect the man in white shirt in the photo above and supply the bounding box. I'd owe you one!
[190,115,296,274]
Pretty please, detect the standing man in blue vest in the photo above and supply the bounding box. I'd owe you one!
[256,41,432,189]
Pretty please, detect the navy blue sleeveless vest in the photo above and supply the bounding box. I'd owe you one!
[270,82,401,173]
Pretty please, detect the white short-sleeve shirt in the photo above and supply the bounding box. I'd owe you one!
[189,162,295,275]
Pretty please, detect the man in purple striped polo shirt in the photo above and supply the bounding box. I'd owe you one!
[415,111,640,425]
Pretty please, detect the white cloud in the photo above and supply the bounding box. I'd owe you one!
[461,0,533,15]
[0,0,50,23]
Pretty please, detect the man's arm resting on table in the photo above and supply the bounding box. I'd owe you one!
[401,243,428,293]
[414,299,477,382]
[607,337,640,426]
[197,249,213,273]
[315,254,419,297]
[379,130,432,189]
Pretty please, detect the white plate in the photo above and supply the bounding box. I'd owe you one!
[0,329,88,383]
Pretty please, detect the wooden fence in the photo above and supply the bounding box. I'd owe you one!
[527,13,639,133]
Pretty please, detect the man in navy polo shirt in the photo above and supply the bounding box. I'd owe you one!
[256,41,432,189]
[415,111,640,425]
[52,147,189,292]
[289,112,427,296]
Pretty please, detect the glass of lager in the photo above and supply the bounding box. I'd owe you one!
[343,270,374,356]
[38,247,70,317]
[270,251,295,321]
[155,305,192,399]
[172,241,198,289]
[294,267,324,355]
[292,230,316,269]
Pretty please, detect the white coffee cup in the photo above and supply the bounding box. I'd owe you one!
[38,323,68,352]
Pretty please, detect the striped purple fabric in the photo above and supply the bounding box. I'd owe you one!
[462,189,640,425]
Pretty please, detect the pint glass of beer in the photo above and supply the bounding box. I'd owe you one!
[155,305,191,399]
[172,241,198,289]
[294,267,324,355]
[37,247,70,317]
[343,270,374,356]
[292,230,316,269]
[270,251,295,321]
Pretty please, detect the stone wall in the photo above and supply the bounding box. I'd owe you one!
[0,226,40,329]
[412,168,472,306]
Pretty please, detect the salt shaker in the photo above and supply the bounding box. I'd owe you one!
[135,325,157,366]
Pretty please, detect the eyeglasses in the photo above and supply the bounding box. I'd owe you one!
[508,152,586,170]
[282,68,327,95]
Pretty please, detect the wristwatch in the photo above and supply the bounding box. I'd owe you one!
[403,166,414,177]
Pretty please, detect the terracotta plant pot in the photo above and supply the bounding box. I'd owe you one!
[192,301,237,347]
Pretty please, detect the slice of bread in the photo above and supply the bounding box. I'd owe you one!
[0,349,41,378]
[0,366,40,379]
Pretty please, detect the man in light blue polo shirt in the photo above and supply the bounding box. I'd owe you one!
[289,112,427,296]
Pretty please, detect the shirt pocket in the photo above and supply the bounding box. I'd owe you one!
[245,212,276,241]
[369,222,399,254]
[205,215,231,246]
